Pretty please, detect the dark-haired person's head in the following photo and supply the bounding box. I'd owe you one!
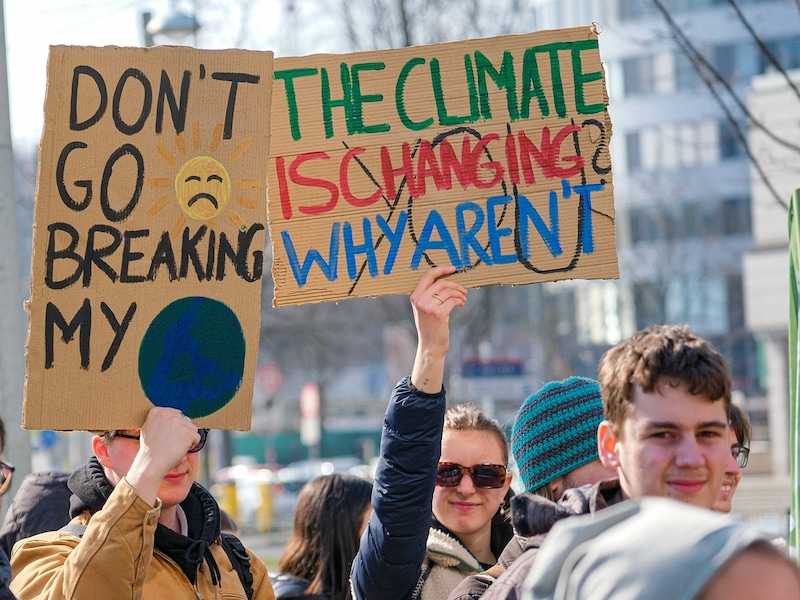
[278,473,372,599]
[713,402,753,513]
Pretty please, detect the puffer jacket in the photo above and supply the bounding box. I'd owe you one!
[350,377,446,600]
[447,479,624,600]
[10,457,274,600]
[0,471,71,559]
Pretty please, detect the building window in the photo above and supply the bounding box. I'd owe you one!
[618,0,657,19]
[665,275,729,335]
[576,282,623,346]
[633,282,665,328]
[760,36,800,73]
[674,51,699,90]
[721,196,751,235]
[676,122,699,166]
[621,55,654,96]
[625,130,641,172]
[718,120,745,159]
[713,44,737,81]
[627,207,652,243]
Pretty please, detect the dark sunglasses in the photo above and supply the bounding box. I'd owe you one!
[0,460,14,496]
[436,462,507,489]
[114,428,209,453]
[731,445,749,468]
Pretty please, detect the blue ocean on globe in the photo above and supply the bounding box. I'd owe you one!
[138,296,246,418]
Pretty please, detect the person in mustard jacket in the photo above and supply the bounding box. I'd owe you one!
[10,407,275,600]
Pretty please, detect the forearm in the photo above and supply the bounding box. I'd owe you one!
[351,377,446,599]
[410,345,447,393]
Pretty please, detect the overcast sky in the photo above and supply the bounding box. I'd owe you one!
[3,1,156,146]
[3,0,288,148]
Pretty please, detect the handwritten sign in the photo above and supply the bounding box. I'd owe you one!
[24,46,274,431]
[268,25,618,307]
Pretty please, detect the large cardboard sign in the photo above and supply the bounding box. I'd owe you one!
[24,46,274,431]
[268,25,617,307]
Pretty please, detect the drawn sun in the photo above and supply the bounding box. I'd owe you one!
[146,121,260,237]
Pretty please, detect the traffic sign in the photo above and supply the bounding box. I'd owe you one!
[256,364,283,395]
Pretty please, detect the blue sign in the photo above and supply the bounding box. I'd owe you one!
[462,361,524,378]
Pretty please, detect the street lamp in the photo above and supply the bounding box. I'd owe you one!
[141,3,200,48]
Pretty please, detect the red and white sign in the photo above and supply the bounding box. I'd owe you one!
[256,364,284,395]
[299,382,321,418]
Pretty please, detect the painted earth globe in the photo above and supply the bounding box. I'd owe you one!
[138,296,245,418]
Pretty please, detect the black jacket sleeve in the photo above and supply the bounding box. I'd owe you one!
[350,376,446,600]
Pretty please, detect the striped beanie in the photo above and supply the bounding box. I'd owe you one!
[512,376,604,493]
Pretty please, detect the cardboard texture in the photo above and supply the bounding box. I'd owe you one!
[24,45,274,431]
[268,25,618,307]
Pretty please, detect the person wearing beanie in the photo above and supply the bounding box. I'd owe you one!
[449,325,732,600]
[511,377,615,501]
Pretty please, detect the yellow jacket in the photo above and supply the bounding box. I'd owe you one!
[10,478,275,600]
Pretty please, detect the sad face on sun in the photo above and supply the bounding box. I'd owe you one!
[146,121,257,236]
[175,156,231,220]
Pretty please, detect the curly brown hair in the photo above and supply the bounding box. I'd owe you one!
[598,324,731,430]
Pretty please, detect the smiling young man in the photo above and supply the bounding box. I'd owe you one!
[10,407,275,600]
[596,324,732,508]
[454,324,732,600]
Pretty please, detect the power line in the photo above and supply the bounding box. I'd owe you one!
[653,0,789,210]
[725,0,800,103]
[654,1,800,156]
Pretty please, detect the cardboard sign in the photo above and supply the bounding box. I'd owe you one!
[24,46,274,431]
[268,25,618,307]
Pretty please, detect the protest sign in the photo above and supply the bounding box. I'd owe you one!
[24,45,273,431]
[268,25,617,307]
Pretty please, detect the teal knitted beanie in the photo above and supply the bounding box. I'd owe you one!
[511,376,604,493]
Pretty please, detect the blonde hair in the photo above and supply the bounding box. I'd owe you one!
[444,403,509,465]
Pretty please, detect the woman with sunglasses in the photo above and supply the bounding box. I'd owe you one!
[10,407,274,599]
[351,266,514,600]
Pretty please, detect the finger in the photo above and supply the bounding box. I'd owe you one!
[413,265,457,295]
[432,283,468,305]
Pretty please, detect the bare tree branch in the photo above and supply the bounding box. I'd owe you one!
[653,0,789,210]
[726,0,800,102]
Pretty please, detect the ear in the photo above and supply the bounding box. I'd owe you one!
[597,420,620,469]
[548,476,564,496]
[92,435,114,470]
